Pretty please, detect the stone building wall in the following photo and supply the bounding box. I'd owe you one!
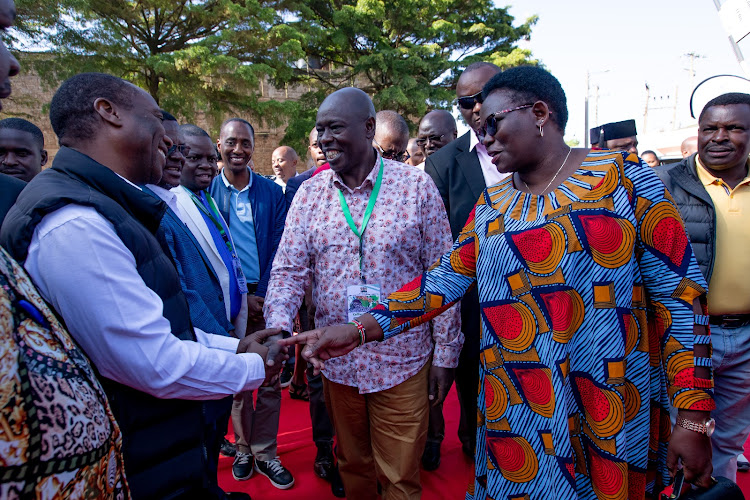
[1,62,311,177]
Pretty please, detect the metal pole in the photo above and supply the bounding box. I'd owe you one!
[584,71,590,148]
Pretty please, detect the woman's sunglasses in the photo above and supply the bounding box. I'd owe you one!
[478,104,534,140]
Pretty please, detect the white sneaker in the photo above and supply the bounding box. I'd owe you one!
[739,453,749,472]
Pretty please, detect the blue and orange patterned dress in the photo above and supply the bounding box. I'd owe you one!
[368,151,714,499]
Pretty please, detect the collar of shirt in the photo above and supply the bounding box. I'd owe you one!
[330,152,381,195]
[696,155,750,191]
[469,129,481,152]
[146,184,183,218]
[469,130,508,187]
[220,167,253,193]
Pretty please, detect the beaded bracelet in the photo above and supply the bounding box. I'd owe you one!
[349,319,367,346]
[694,314,710,326]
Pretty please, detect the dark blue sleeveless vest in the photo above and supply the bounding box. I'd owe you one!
[1,147,215,499]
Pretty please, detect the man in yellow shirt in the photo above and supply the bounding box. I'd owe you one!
[656,92,750,480]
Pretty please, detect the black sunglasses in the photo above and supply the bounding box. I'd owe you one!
[478,104,534,140]
[375,142,410,163]
[457,91,483,110]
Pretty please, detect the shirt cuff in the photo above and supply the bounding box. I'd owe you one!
[265,313,294,334]
[432,343,461,368]
[237,352,267,393]
[193,328,241,354]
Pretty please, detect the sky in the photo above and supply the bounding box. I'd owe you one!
[460,0,750,150]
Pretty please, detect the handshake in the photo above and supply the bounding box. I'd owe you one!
[236,327,290,386]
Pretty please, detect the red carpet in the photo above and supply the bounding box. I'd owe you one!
[219,386,750,499]
[219,385,473,499]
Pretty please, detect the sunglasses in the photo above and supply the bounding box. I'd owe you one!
[457,91,483,110]
[375,142,411,163]
[167,144,191,157]
[478,104,534,140]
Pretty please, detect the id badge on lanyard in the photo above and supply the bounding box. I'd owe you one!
[346,284,381,322]
[338,157,385,319]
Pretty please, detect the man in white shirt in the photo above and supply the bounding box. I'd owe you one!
[0,72,285,499]
[271,145,299,192]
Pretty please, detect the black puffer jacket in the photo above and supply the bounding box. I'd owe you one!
[654,154,716,282]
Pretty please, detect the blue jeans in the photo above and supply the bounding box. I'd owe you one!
[710,323,750,482]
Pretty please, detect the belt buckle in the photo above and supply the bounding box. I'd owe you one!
[721,316,744,329]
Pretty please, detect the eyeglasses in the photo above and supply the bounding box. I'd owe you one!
[457,91,483,110]
[375,142,410,163]
[478,104,534,140]
[416,134,446,147]
[167,144,190,157]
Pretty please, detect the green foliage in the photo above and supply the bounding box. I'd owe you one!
[11,0,537,149]
[12,0,303,135]
[277,0,538,146]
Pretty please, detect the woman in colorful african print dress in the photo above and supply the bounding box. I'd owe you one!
[283,66,715,500]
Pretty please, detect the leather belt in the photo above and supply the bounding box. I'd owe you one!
[247,283,258,294]
[709,314,750,328]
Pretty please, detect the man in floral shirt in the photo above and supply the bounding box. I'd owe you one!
[263,87,462,499]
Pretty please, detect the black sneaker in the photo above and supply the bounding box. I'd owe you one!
[221,437,237,457]
[232,452,254,481]
[255,457,295,489]
[280,362,293,388]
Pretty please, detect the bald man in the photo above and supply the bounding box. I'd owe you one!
[264,87,461,499]
[417,110,457,160]
[373,110,410,163]
[681,136,698,158]
[272,146,299,192]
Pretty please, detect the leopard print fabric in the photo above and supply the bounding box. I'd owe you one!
[0,247,129,499]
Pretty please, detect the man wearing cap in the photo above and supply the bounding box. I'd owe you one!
[656,92,750,481]
[589,126,601,149]
[595,119,639,154]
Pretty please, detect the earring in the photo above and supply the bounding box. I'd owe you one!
[539,124,544,137]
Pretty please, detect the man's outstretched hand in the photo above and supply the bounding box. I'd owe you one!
[277,323,361,374]
[237,327,289,385]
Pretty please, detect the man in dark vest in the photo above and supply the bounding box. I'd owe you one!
[0,72,286,499]
[656,92,750,481]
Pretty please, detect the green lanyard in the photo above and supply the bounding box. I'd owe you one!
[338,157,384,282]
[186,187,235,255]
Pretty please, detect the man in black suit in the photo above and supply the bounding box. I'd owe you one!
[424,61,501,462]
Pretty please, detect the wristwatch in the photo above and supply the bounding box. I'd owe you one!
[676,416,715,437]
